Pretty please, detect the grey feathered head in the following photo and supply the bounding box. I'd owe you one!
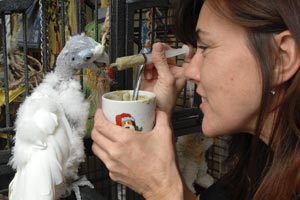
[55,34,109,79]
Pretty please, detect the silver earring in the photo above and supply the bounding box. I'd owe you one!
[270,89,276,95]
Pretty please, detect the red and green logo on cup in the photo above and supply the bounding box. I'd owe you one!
[115,113,143,131]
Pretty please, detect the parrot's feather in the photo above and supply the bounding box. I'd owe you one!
[9,150,60,200]
[34,109,58,135]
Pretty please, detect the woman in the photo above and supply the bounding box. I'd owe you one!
[91,0,300,199]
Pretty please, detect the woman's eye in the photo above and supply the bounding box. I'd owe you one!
[197,45,208,53]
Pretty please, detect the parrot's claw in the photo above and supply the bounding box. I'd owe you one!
[70,176,94,200]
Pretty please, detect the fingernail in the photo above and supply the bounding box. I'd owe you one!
[154,43,163,52]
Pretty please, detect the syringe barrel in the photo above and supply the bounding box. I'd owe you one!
[111,54,146,70]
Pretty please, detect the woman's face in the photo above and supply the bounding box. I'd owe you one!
[184,3,262,137]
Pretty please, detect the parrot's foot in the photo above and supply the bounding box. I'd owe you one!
[69,176,94,200]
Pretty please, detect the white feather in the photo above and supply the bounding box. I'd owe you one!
[9,73,89,200]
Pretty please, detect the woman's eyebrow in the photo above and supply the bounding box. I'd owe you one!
[195,28,210,41]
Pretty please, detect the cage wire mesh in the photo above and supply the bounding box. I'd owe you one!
[129,6,191,107]
[0,0,229,200]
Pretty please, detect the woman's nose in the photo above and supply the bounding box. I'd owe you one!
[184,53,201,82]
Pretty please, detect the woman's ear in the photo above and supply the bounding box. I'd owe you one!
[272,30,300,87]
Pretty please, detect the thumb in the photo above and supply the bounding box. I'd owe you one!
[152,43,173,80]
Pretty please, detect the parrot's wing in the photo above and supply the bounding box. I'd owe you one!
[34,108,58,136]
[9,96,67,200]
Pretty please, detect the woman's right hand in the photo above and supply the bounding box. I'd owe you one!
[141,42,194,116]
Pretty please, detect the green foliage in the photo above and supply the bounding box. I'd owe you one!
[84,21,102,40]
[85,100,97,137]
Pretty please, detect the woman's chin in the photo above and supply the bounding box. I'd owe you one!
[201,122,228,137]
[201,125,217,137]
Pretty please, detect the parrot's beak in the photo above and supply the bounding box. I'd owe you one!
[93,51,109,67]
[92,44,110,67]
[78,44,109,72]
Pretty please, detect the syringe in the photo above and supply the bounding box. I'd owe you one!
[110,45,189,71]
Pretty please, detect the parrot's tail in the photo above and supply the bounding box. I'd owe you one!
[9,147,63,200]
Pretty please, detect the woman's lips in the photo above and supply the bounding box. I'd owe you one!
[200,97,207,110]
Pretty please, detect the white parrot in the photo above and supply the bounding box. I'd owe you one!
[8,34,109,200]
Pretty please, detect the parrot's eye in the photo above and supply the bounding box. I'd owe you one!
[85,56,92,60]
[72,57,75,61]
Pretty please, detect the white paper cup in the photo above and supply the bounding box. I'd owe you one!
[102,90,156,132]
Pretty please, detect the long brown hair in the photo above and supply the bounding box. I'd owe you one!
[173,0,300,199]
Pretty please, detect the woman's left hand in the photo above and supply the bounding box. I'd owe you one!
[91,109,183,199]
